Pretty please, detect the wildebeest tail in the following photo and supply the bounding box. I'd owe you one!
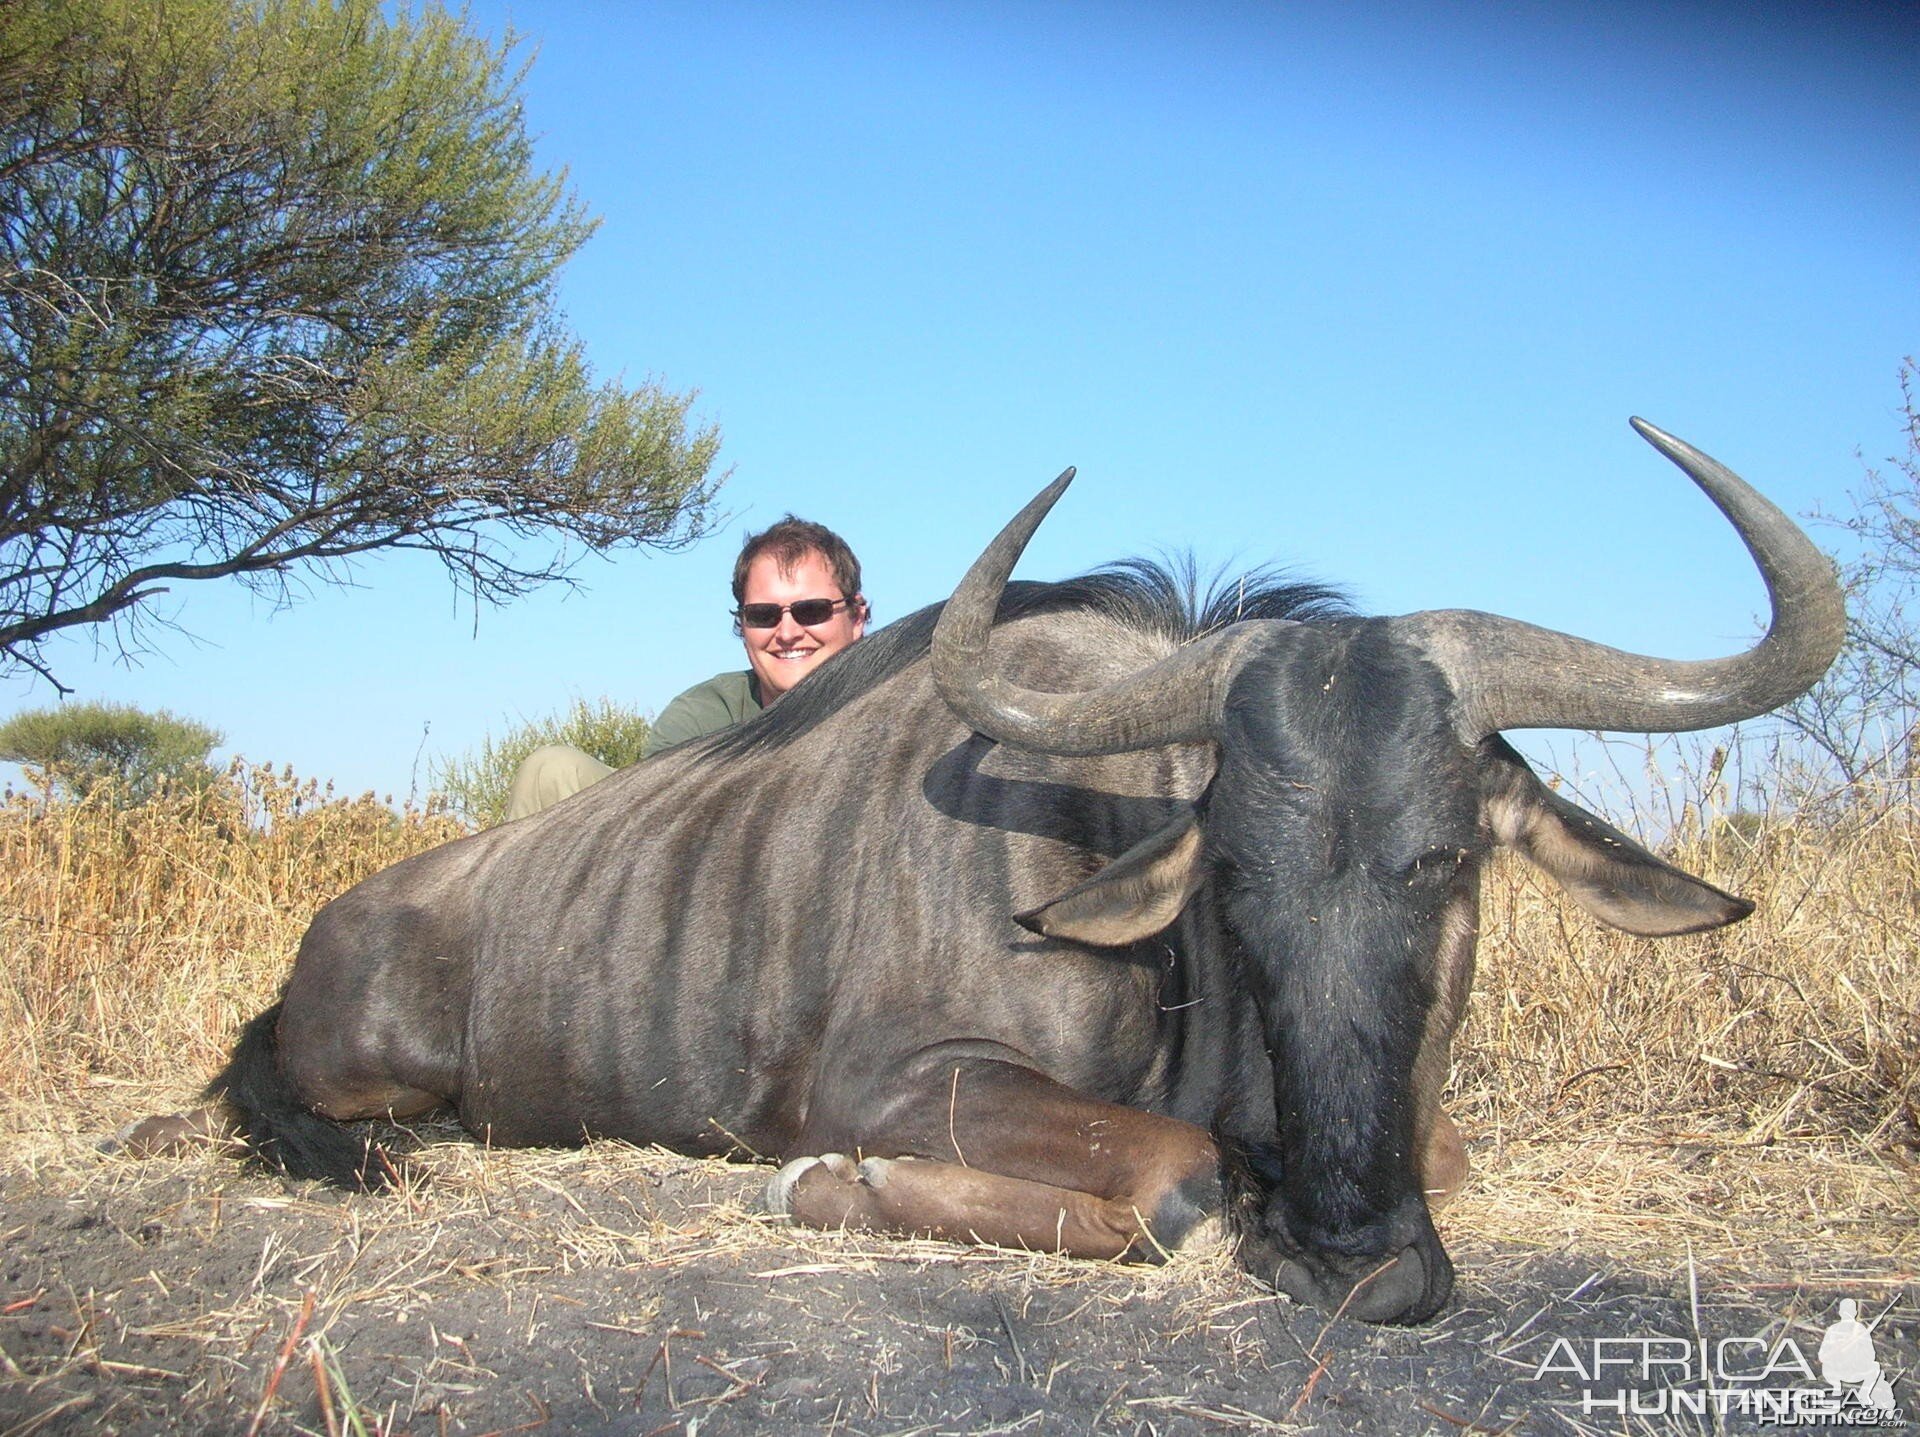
[205,1002,395,1190]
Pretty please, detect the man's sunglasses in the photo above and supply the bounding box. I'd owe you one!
[734,598,853,629]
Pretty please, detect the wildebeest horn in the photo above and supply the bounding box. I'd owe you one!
[1397,418,1846,739]
[932,468,1264,754]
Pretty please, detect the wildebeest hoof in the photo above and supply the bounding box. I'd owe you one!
[101,1117,149,1155]
[763,1152,855,1215]
[103,1107,245,1158]
[1141,1162,1230,1260]
[854,1155,896,1188]
[1169,1212,1229,1257]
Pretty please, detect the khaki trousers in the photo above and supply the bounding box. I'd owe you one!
[503,744,615,822]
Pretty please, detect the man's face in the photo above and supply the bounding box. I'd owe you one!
[739,550,866,700]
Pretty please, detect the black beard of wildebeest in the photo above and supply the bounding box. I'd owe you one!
[118,420,1844,1325]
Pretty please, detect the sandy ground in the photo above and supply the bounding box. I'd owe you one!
[3,1121,1914,1436]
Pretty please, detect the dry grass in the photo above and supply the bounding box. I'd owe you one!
[1449,798,1920,1282]
[0,762,463,1148]
[2,757,1915,1290]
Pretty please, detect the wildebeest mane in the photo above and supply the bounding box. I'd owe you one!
[701,557,1350,761]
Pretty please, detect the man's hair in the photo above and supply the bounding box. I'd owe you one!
[731,516,865,614]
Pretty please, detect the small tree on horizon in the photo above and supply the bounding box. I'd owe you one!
[0,699,222,804]
[0,0,724,694]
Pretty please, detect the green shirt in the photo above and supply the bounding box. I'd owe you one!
[649,670,763,753]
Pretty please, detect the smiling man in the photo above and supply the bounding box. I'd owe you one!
[655,516,869,749]
[502,516,869,821]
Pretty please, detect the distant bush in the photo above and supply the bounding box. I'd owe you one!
[433,697,652,827]
[0,701,222,806]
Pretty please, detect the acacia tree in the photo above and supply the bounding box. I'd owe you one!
[0,0,722,691]
[0,699,221,803]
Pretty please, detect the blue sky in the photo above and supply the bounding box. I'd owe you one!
[5,1,1915,804]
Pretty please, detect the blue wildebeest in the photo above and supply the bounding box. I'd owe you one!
[123,420,1842,1324]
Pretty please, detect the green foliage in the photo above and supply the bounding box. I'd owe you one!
[0,0,724,691]
[0,700,222,804]
[433,696,651,827]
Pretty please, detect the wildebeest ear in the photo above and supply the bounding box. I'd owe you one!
[1481,742,1753,937]
[1015,811,1208,946]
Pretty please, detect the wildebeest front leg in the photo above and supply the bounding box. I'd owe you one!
[778,1051,1227,1259]
[772,1153,1185,1259]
